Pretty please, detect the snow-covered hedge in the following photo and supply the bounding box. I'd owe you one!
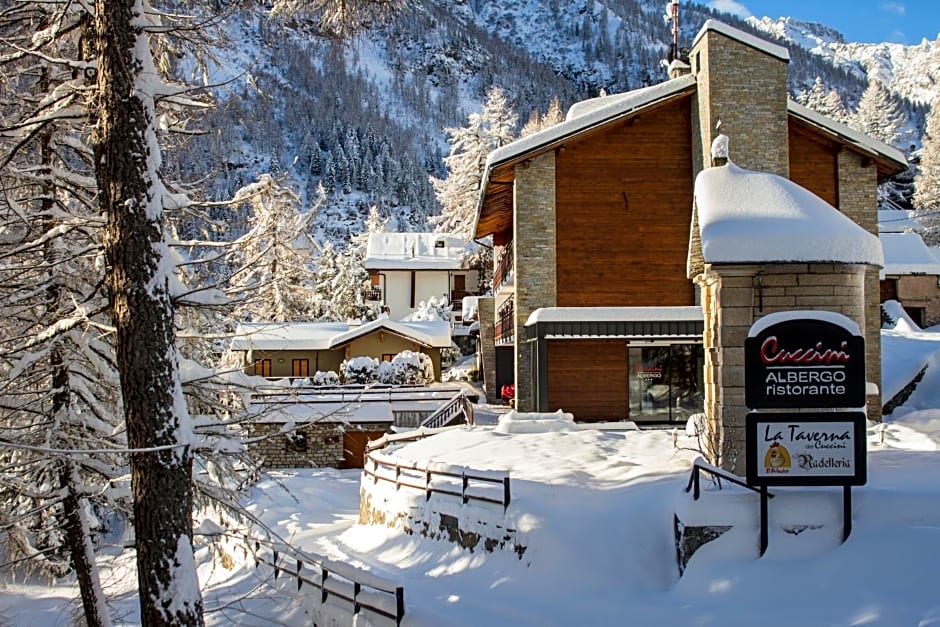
[340,356,379,383]
[313,370,340,386]
[340,351,434,385]
[385,350,434,385]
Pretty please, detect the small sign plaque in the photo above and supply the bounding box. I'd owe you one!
[745,312,866,409]
[745,412,867,486]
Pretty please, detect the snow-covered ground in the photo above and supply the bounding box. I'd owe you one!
[4,320,940,626]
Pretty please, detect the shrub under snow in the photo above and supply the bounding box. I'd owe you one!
[312,370,340,386]
[340,356,379,384]
[386,350,435,385]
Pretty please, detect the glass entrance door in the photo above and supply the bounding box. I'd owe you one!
[628,344,704,423]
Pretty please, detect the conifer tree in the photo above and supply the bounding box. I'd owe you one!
[915,97,940,244]
[850,79,905,146]
[430,86,519,239]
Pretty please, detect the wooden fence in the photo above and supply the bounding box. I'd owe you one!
[364,449,511,511]
[248,540,405,626]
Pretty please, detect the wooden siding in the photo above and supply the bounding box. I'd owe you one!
[555,97,695,307]
[789,122,839,207]
[547,340,627,421]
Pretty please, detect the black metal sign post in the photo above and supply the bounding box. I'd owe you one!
[747,411,867,554]
[843,485,852,542]
[744,311,869,557]
[759,486,769,556]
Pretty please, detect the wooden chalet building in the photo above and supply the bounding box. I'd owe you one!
[473,20,907,427]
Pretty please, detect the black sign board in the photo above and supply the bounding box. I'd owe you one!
[745,314,865,409]
[746,412,868,487]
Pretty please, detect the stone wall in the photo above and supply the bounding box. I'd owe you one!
[478,296,497,402]
[513,151,557,412]
[893,275,940,327]
[692,27,789,178]
[247,421,389,469]
[699,262,869,474]
[837,151,883,419]
[359,480,526,559]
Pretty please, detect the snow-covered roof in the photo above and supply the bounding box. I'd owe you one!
[363,232,470,270]
[787,100,907,170]
[526,306,703,326]
[486,75,696,173]
[880,232,940,277]
[878,209,920,233]
[231,319,452,351]
[247,401,394,424]
[694,161,883,266]
[692,19,790,61]
[231,322,348,351]
[331,318,452,349]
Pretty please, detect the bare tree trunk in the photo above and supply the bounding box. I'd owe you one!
[92,0,204,623]
[39,60,112,625]
[60,461,113,627]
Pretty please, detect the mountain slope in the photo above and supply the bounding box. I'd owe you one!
[168,0,935,249]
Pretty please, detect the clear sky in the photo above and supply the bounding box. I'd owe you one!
[706,0,940,44]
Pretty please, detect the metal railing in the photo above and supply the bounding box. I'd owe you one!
[247,540,405,626]
[364,450,511,511]
[685,456,774,501]
[495,300,514,344]
[419,392,474,429]
[364,287,383,301]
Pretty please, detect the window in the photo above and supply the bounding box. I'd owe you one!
[628,344,704,423]
[292,359,309,377]
[253,359,272,377]
[370,271,380,286]
[285,431,308,452]
[434,239,445,249]
[382,354,394,362]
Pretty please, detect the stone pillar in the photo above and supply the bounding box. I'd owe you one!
[837,151,882,420]
[477,296,497,403]
[701,265,758,474]
[691,24,790,177]
[513,152,557,412]
[702,262,871,475]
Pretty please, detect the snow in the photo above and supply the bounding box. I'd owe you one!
[231,318,452,351]
[526,305,703,325]
[481,73,696,176]
[363,232,471,270]
[6,331,940,625]
[693,19,791,62]
[747,309,861,337]
[9,315,940,627]
[880,232,940,277]
[695,160,884,266]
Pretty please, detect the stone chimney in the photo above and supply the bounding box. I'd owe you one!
[668,58,691,79]
[690,21,790,178]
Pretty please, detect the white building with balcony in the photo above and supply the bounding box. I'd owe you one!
[363,232,481,323]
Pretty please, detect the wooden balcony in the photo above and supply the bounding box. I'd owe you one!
[493,243,514,294]
[495,298,514,345]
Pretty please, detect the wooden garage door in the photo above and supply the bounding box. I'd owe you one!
[342,431,387,469]
[547,340,628,422]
